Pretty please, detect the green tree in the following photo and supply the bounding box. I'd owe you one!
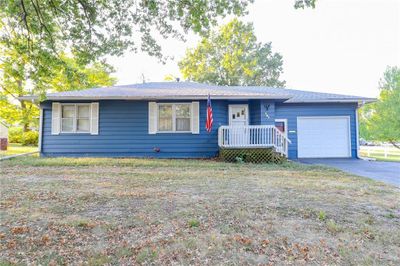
[164,74,180,82]
[360,66,400,148]
[49,58,116,93]
[358,105,373,141]
[178,19,285,87]
[0,0,313,130]
[0,33,115,131]
[0,0,255,64]
[0,1,314,64]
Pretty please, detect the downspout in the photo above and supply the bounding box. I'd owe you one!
[38,105,43,154]
[355,100,365,159]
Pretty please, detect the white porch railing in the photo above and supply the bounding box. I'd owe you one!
[218,125,291,157]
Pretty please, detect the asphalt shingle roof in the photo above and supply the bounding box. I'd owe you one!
[37,82,375,103]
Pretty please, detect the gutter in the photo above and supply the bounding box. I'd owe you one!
[19,95,376,103]
[283,98,376,104]
[19,95,292,101]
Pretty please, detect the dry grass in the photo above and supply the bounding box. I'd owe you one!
[0,143,38,158]
[1,157,399,265]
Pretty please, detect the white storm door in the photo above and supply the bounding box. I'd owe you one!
[228,105,249,146]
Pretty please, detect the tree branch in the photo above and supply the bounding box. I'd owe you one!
[31,0,53,42]
[77,0,94,46]
[20,0,32,46]
[389,140,400,150]
[0,85,19,101]
[28,0,63,60]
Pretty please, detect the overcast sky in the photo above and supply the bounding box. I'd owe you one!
[107,0,400,97]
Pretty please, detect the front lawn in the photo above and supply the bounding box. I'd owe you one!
[0,143,38,158]
[1,157,399,264]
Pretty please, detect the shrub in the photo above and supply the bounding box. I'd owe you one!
[8,127,23,143]
[21,131,39,146]
[235,156,244,163]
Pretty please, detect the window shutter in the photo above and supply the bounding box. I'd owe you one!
[90,102,99,135]
[148,102,157,134]
[191,101,200,134]
[51,102,61,135]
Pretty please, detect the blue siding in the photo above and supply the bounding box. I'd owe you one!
[249,100,261,125]
[41,100,234,158]
[249,100,275,125]
[260,100,276,125]
[41,100,358,159]
[275,103,358,159]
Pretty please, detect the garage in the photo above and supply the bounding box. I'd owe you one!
[297,116,351,158]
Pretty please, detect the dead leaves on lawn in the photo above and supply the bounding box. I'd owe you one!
[10,226,29,235]
[1,161,399,265]
[230,235,341,263]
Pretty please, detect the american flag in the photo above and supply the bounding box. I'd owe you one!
[205,94,213,133]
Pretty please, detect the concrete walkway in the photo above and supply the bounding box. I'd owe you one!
[299,158,400,187]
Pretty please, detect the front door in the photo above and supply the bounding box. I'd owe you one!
[228,105,249,146]
[229,105,249,126]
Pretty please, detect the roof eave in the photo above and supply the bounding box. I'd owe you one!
[38,95,292,101]
[21,95,377,104]
[18,96,39,101]
[284,98,376,104]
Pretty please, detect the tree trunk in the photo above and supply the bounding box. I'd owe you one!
[16,80,29,132]
[20,99,29,132]
[389,140,400,150]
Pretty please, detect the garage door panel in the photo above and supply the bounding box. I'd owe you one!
[298,117,350,158]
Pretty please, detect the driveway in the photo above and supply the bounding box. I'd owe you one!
[299,158,400,187]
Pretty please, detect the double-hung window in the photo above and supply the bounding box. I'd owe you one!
[61,104,91,133]
[157,103,191,132]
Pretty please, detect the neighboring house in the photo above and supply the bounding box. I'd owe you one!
[0,120,8,139]
[23,82,374,159]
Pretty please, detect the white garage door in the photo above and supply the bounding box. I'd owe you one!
[297,116,351,158]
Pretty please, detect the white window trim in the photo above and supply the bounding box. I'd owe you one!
[156,103,192,133]
[60,103,91,134]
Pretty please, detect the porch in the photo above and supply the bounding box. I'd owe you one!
[217,125,291,158]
